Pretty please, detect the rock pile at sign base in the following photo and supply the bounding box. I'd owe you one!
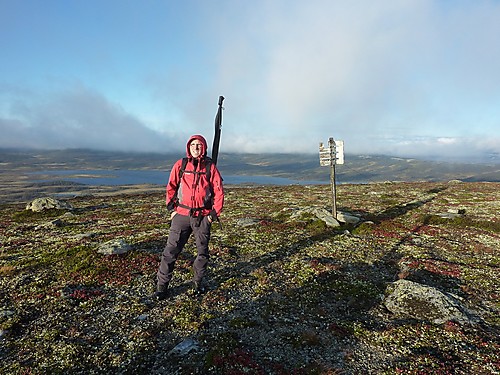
[26,197,73,212]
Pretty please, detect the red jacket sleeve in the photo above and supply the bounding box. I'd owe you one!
[166,160,182,208]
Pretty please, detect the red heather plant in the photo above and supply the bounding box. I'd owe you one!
[212,348,265,374]
[68,287,103,302]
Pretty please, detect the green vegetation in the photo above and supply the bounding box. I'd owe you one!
[0,182,498,374]
[423,213,500,232]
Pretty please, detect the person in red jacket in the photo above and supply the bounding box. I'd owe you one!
[155,134,224,300]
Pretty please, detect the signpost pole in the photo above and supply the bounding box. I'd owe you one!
[329,137,337,218]
[319,137,343,219]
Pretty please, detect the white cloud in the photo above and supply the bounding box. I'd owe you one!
[437,137,459,145]
[382,135,500,162]
[1,0,500,163]
[208,0,500,144]
[0,84,183,153]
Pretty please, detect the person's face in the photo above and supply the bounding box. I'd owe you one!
[189,140,203,158]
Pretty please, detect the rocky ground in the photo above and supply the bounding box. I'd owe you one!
[0,181,499,374]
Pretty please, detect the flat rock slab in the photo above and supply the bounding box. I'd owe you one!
[236,218,261,227]
[383,279,473,325]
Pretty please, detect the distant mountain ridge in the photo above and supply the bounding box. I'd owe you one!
[217,153,500,183]
[1,148,499,183]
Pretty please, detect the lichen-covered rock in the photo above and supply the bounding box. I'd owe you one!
[98,239,132,255]
[26,197,73,212]
[236,218,260,227]
[289,207,340,227]
[383,279,473,324]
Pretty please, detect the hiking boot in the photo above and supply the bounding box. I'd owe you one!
[154,285,169,301]
[191,280,206,294]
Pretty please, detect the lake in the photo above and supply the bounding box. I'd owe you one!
[30,169,329,186]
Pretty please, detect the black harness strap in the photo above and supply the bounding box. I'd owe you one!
[179,157,212,181]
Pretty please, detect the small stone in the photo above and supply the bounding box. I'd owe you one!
[168,338,199,356]
[437,212,462,219]
[72,233,96,240]
[0,310,15,318]
[336,211,361,224]
[236,218,260,227]
[51,219,65,227]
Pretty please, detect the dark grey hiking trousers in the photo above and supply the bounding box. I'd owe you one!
[157,213,211,288]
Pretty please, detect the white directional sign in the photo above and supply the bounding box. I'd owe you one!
[319,140,344,166]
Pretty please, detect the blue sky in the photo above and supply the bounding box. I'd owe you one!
[1,0,499,162]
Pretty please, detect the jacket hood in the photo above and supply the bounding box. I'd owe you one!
[186,134,208,158]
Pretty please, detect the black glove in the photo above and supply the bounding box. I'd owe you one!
[209,209,218,221]
[167,200,175,211]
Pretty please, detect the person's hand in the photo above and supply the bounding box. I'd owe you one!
[208,209,217,224]
[170,211,177,220]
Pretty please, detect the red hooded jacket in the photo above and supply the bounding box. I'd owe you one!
[166,135,224,218]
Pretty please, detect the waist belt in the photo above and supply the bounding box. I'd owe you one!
[177,203,205,217]
[176,202,222,229]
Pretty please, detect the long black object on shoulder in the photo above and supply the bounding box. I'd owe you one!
[211,96,224,165]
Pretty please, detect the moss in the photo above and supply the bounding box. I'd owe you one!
[423,214,500,233]
[272,210,291,222]
[329,278,383,303]
[0,265,16,276]
[229,317,258,329]
[0,314,21,332]
[171,298,202,331]
[352,221,375,235]
[220,277,242,290]
[281,258,316,287]
[305,218,328,233]
[12,208,67,222]
[19,244,98,278]
[283,329,321,348]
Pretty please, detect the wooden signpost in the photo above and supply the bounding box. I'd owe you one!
[319,137,344,218]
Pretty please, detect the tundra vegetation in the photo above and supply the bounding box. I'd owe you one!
[0,181,498,374]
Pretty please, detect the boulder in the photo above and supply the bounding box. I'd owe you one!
[26,197,73,212]
[98,239,132,255]
[383,279,473,324]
